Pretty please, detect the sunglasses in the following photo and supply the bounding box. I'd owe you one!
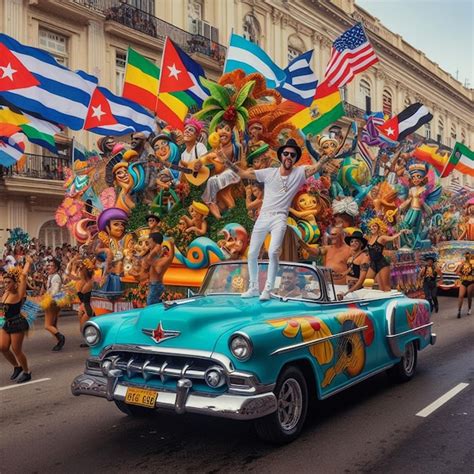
[282,151,297,158]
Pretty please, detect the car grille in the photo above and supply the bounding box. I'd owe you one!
[102,351,225,385]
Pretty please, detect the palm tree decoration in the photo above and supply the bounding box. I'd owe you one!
[194,78,256,132]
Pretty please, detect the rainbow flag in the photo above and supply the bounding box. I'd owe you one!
[0,105,60,153]
[412,144,449,174]
[122,47,160,111]
[441,142,474,178]
[288,81,345,136]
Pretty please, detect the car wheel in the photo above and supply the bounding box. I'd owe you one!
[254,366,308,445]
[114,400,153,417]
[387,341,418,383]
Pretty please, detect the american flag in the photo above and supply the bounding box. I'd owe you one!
[324,23,379,88]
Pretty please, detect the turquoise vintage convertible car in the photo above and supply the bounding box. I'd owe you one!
[72,261,436,444]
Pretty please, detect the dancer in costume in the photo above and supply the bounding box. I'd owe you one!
[43,258,66,351]
[65,256,96,341]
[420,255,439,313]
[0,258,32,383]
[366,218,409,292]
[455,251,473,318]
[338,231,370,299]
[228,138,329,300]
[146,234,175,306]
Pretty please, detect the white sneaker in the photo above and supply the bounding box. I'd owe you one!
[241,287,260,298]
[468,309,472,315]
[259,290,271,301]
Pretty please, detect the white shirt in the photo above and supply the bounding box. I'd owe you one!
[181,142,208,164]
[255,166,307,215]
[47,273,62,296]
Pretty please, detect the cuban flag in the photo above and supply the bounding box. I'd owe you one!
[0,34,96,130]
[0,132,25,167]
[277,50,318,108]
[84,86,156,136]
[224,33,286,88]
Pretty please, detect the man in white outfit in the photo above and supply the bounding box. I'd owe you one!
[228,139,329,300]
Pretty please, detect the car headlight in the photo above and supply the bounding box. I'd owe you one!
[204,366,226,388]
[83,322,101,346]
[229,333,252,361]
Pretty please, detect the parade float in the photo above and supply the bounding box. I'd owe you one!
[52,68,473,311]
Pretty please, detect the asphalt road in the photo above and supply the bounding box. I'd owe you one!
[1,296,473,474]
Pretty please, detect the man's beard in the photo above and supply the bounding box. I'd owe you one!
[283,158,294,170]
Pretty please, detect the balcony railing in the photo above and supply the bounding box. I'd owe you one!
[72,0,226,64]
[0,154,70,181]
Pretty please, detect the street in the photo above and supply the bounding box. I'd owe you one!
[1,296,473,474]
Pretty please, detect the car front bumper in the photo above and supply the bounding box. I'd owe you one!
[71,372,277,421]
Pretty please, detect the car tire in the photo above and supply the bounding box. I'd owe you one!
[387,341,418,383]
[114,400,153,417]
[254,366,308,445]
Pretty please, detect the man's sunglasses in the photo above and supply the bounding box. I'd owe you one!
[282,151,297,159]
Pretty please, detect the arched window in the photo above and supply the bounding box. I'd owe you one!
[287,34,305,62]
[437,119,444,144]
[382,89,392,116]
[450,125,457,147]
[358,78,371,111]
[38,220,72,248]
[242,14,261,45]
[424,122,431,140]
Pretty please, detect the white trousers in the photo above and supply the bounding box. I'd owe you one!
[247,212,288,291]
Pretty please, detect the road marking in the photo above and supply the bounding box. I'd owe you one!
[0,377,51,391]
[416,383,470,418]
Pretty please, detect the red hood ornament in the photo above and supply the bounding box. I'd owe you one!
[142,321,180,343]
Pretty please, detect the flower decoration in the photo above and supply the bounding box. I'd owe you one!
[55,197,85,228]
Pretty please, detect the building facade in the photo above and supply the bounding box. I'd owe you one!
[0,0,473,247]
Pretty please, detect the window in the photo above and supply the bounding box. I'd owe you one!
[382,89,392,116]
[128,0,155,14]
[339,85,347,102]
[438,119,444,144]
[424,123,431,140]
[243,14,260,44]
[39,28,69,66]
[450,125,457,147]
[358,79,371,112]
[288,46,302,62]
[115,50,126,95]
[188,0,203,32]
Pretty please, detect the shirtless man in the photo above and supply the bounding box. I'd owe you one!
[300,227,352,285]
[145,233,175,306]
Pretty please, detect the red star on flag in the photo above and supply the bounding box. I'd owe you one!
[159,38,193,93]
[0,43,40,91]
[84,87,117,129]
[377,115,400,142]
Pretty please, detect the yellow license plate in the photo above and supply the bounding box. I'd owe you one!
[125,387,158,408]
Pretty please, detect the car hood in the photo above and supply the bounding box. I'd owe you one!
[111,295,263,352]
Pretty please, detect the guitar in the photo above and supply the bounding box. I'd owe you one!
[146,157,210,186]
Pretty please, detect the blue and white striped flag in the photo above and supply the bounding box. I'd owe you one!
[0,34,96,130]
[224,33,286,88]
[277,50,318,107]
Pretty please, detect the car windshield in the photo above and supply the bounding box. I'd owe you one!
[200,262,323,301]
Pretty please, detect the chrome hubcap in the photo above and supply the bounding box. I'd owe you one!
[277,378,302,431]
[403,343,415,374]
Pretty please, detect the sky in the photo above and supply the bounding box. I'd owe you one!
[356,0,474,88]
